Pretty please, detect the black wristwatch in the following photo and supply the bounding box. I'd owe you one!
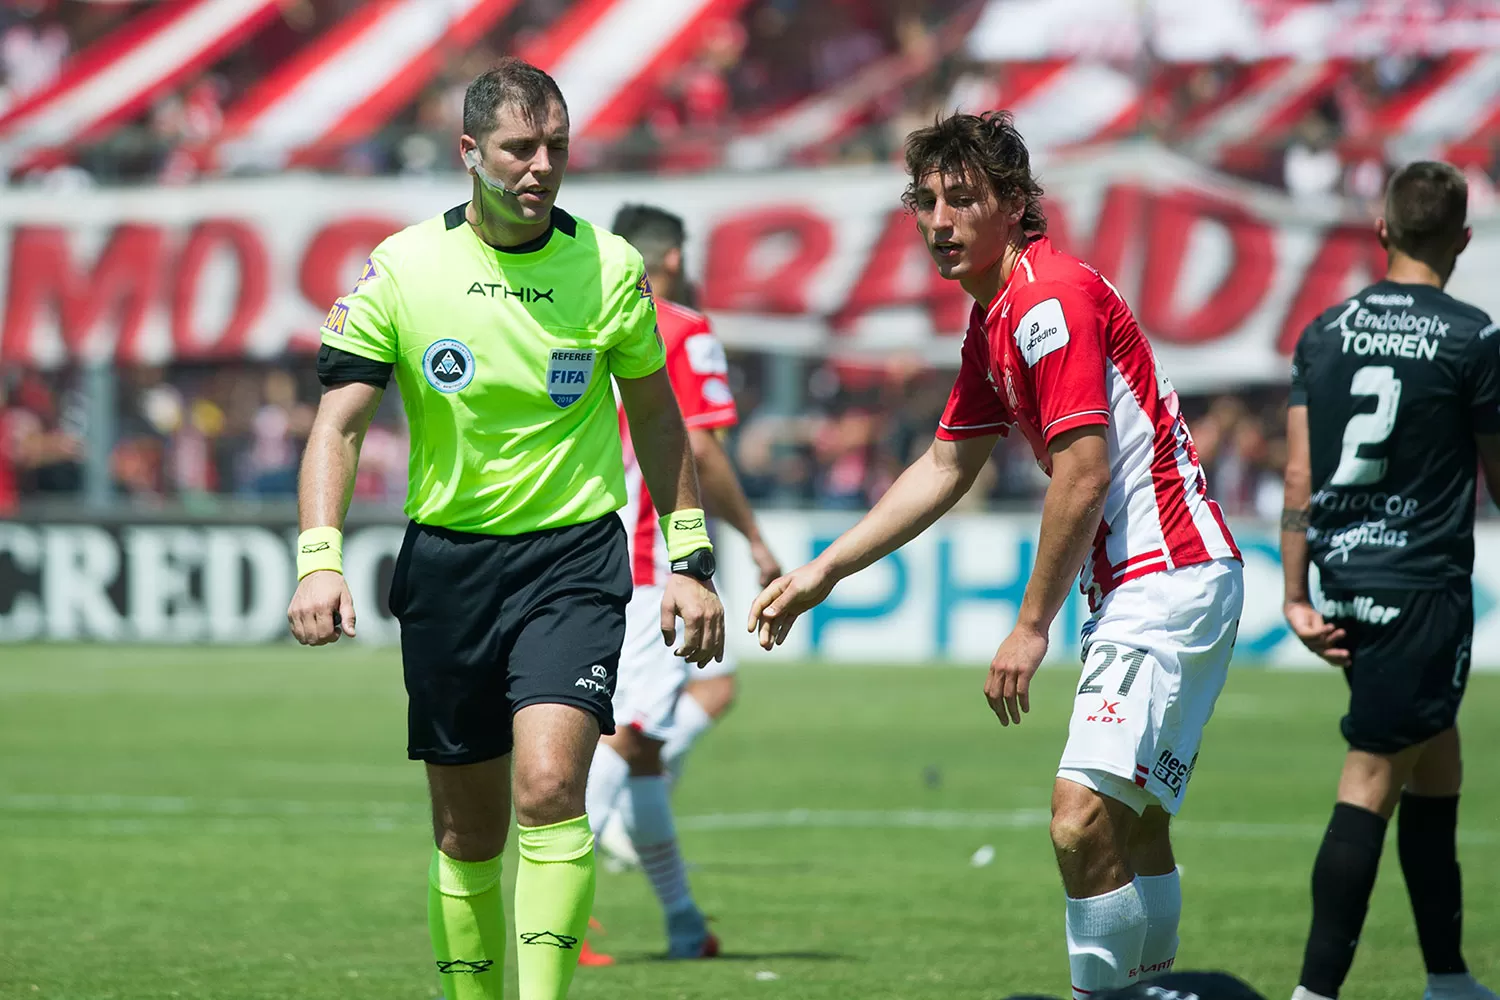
[670,547,716,582]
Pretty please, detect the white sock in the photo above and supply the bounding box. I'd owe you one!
[585,743,630,839]
[1065,881,1148,999]
[1291,987,1336,1000]
[622,774,695,915]
[1134,869,1182,978]
[660,693,714,778]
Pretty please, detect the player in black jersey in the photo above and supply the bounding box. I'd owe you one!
[1282,162,1500,1000]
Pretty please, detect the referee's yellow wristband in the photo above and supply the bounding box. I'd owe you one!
[296,527,344,580]
[660,508,712,562]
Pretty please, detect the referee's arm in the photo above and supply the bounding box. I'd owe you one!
[288,379,385,646]
[617,369,726,665]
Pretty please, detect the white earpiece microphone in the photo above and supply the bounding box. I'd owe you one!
[464,148,513,197]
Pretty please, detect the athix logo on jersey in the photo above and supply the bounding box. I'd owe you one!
[1013,298,1070,366]
[547,349,595,407]
[423,339,475,393]
[466,282,554,303]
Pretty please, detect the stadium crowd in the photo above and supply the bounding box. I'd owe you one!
[7,0,1500,195]
[0,358,1295,518]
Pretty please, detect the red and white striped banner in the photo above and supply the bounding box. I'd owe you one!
[211,0,519,172]
[0,0,280,174]
[1177,59,1342,161]
[528,0,750,141]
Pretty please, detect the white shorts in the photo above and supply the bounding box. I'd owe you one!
[1057,558,1243,816]
[615,583,690,740]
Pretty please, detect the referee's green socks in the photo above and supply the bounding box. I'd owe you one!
[429,848,506,1000]
[516,815,596,1000]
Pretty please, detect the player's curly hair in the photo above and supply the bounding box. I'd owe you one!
[901,110,1047,233]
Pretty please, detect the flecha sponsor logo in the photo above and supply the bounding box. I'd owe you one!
[1364,292,1414,307]
[1325,518,1409,563]
[1151,749,1197,798]
[466,281,554,303]
[1320,595,1402,625]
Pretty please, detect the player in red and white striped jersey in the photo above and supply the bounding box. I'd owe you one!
[583,205,780,962]
[749,112,1244,998]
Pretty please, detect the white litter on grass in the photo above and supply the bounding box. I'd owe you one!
[970,844,996,867]
[755,971,780,981]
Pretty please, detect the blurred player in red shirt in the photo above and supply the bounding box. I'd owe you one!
[582,204,781,962]
[750,112,1244,997]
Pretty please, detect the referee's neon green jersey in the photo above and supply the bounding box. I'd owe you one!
[319,206,666,536]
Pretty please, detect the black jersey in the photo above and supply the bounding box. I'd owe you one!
[1291,279,1500,590]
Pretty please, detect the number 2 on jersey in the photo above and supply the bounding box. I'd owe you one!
[1330,365,1403,486]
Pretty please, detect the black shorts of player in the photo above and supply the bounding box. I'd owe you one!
[1323,583,1473,755]
[390,515,632,765]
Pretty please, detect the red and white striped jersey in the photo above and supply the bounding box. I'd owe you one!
[936,236,1240,611]
[618,298,739,586]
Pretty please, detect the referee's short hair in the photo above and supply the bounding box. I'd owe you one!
[1384,161,1468,263]
[464,57,568,139]
[612,204,686,269]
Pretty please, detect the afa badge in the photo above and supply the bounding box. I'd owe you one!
[636,273,654,301]
[423,339,475,393]
[546,348,595,407]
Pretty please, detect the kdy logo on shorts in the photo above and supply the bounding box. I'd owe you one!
[547,348,595,407]
[424,339,475,393]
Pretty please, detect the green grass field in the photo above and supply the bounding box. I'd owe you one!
[1,646,1496,1000]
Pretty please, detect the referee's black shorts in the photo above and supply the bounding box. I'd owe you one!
[1323,582,1473,755]
[389,515,632,765]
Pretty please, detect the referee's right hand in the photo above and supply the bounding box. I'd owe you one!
[288,570,357,646]
[662,575,725,667]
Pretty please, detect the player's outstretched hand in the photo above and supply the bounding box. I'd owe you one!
[1284,600,1350,667]
[288,570,356,646]
[985,626,1048,726]
[662,575,725,668]
[748,561,835,650]
[749,538,783,589]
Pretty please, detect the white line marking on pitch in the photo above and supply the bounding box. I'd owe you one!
[0,796,1494,845]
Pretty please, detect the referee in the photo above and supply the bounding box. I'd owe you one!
[286,58,724,1000]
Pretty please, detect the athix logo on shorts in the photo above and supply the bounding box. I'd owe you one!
[423,339,475,393]
[547,348,595,407]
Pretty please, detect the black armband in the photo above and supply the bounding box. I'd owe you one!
[1280,507,1310,532]
[318,344,393,388]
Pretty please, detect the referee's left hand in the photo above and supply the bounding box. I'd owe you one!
[288,570,356,646]
[662,575,724,667]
